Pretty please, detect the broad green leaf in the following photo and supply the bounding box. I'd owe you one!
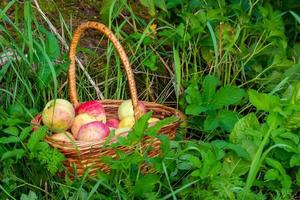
[100,0,117,24]
[143,54,158,71]
[1,149,25,160]
[222,152,250,176]
[0,136,20,144]
[20,126,33,141]
[265,157,291,190]
[230,113,260,144]
[20,191,38,200]
[212,140,251,160]
[290,154,300,167]
[266,112,282,129]
[248,89,280,112]
[132,112,152,137]
[146,116,178,137]
[166,0,182,8]
[157,134,170,155]
[204,111,219,131]
[140,0,156,16]
[3,126,19,136]
[27,126,48,152]
[185,104,207,115]
[155,0,167,11]
[179,154,201,168]
[7,103,25,119]
[297,169,300,186]
[264,169,280,181]
[134,174,160,197]
[286,111,300,129]
[219,110,239,132]
[211,86,244,109]
[202,75,219,102]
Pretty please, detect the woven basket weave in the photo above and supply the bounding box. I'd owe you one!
[44,21,185,177]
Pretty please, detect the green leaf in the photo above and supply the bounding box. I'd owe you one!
[132,112,152,137]
[134,174,160,197]
[211,86,244,109]
[264,169,280,181]
[219,110,239,132]
[3,126,19,136]
[297,169,300,186]
[20,126,33,141]
[7,103,25,119]
[39,26,60,60]
[0,136,20,144]
[265,157,292,190]
[266,112,282,129]
[179,154,201,168]
[1,149,25,161]
[0,62,9,82]
[222,152,250,176]
[204,111,219,131]
[211,140,251,160]
[143,54,158,71]
[158,134,170,155]
[146,116,178,137]
[202,75,219,102]
[248,89,280,112]
[230,113,260,144]
[100,0,118,24]
[27,126,48,152]
[20,191,38,200]
[286,110,300,129]
[290,154,300,167]
[155,0,167,12]
[185,104,207,115]
[140,0,156,16]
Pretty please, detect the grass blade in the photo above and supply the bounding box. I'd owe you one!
[173,45,181,101]
[206,21,219,75]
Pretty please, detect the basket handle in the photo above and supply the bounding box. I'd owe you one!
[68,21,143,120]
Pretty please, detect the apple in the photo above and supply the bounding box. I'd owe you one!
[77,121,109,142]
[31,114,42,131]
[50,131,74,142]
[118,99,147,120]
[115,127,131,136]
[42,99,75,131]
[75,100,106,122]
[106,118,119,130]
[71,113,97,139]
[148,117,160,127]
[118,116,135,129]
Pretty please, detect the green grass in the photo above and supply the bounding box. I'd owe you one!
[1,0,300,199]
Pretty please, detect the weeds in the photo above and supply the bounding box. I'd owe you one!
[1,0,300,199]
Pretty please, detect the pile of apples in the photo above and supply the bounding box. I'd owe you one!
[34,99,160,142]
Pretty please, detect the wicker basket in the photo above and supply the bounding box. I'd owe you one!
[44,21,185,177]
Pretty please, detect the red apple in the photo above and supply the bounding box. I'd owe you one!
[77,121,109,142]
[31,114,42,131]
[106,118,119,130]
[42,99,75,131]
[118,99,147,120]
[148,118,160,127]
[118,116,135,129]
[50,131,74,142]
[71,113,97,139]
[115,127,131,136]
[75,100,106,122]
